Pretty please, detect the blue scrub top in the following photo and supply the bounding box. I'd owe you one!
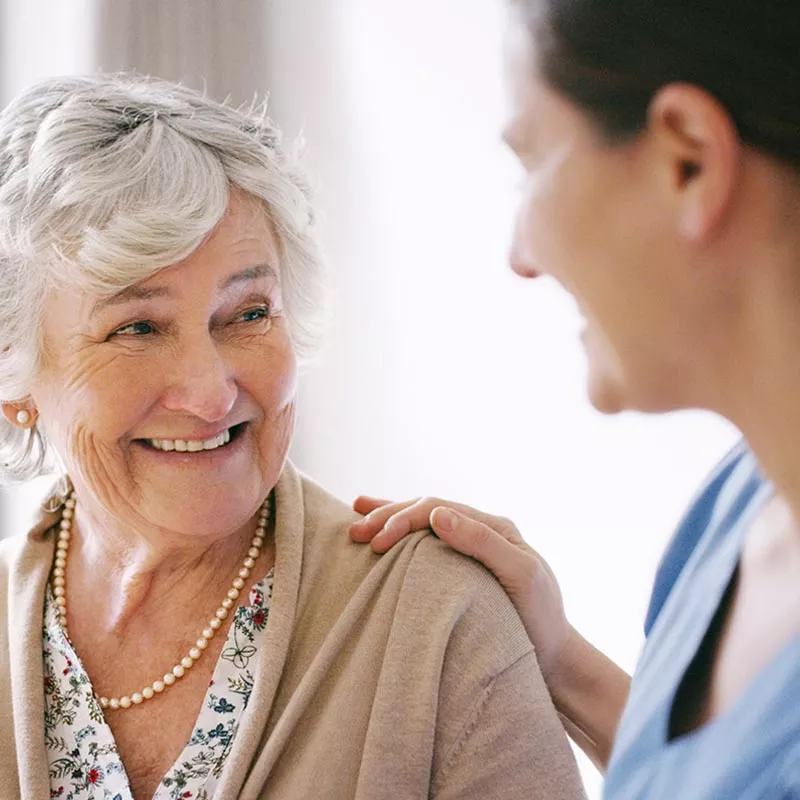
[604,442,800,798]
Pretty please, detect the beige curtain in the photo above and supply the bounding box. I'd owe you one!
[1,0,271,106]
[95,0,270,104]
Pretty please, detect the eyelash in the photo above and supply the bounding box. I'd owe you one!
[112,320,156,337]
[237,305,271,324]
[110,304,272,338]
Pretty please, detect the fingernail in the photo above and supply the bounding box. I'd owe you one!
[434,509,457,533]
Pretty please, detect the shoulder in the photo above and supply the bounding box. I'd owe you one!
[291,469,384,588]
[296,469,362,533]
[292,468,485,592]
[292,467,532,670]
[296,467,518,588]
[645,440,766,635]
[409,533,530,634]
[408,535,535,675]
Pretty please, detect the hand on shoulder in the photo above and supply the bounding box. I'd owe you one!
[350,495,570,678]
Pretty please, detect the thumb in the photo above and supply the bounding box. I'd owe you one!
[430,507,530,590]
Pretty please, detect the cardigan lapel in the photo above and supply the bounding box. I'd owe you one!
[8,510,60,799]
[216,460,306,798]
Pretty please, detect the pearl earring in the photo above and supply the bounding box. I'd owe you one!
[15,409,31,426]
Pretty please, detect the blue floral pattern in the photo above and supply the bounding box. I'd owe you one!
[43,570,274,799]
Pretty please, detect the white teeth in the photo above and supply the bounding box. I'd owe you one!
[204,430,229,450]
[149,428,233,452]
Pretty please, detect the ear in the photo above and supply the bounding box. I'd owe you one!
[1,401,38,429]
[646,84,741,242]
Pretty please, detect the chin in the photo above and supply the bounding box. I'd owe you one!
[583,348,630,415]
[140,478,267,538]
[586,364,686,415]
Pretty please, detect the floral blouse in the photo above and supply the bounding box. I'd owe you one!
[43,569,275,800]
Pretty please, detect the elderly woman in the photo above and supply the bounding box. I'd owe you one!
[0,76,585,799]
[352,0,800,797]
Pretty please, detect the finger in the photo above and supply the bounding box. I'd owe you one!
[369,498,448,552]
[349,499,418,543]
[352,495,391,516]
[369,497,516,552]
[430,507,532,590]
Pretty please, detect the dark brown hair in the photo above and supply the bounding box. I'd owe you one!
[516,1,800,166]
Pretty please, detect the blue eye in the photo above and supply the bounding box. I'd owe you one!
[113,321,155,336]
[238,306,270,323]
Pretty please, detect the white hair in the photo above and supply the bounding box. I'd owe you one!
[0,73,327,483]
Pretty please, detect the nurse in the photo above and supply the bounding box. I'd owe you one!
[351,0,800,796]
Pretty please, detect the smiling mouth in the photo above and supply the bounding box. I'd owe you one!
[141,423,247,453]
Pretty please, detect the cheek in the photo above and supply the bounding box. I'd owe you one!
[245,331,299,451]
[251,331,298,419]
[513,137,641,296]
[267,356,298,419]
[512,156,585,279]
[248,337,299,479]
[43,354,159,433]
[33,351,163,478]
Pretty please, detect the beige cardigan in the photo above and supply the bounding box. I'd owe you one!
[0,463,585,799]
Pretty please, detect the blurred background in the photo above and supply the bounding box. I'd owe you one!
[0,0,738,794]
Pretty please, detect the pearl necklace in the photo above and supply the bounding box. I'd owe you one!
[51,491,271,711]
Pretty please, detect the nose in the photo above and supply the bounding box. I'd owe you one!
[162,336,238,422]
[509,247,541,279]
[508,214,541,279]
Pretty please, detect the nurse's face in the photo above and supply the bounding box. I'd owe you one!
[502,17,726,414]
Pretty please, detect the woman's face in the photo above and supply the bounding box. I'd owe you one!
[503,19,714,414]
[30,190,297,539]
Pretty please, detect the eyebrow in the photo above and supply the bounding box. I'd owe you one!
[91,261,278,316]
[221,262,277,290]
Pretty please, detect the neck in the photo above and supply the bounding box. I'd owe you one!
[681,189,800,522]
[735,409,800,525]
[711,268,800,523]
[66,493,271,635]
